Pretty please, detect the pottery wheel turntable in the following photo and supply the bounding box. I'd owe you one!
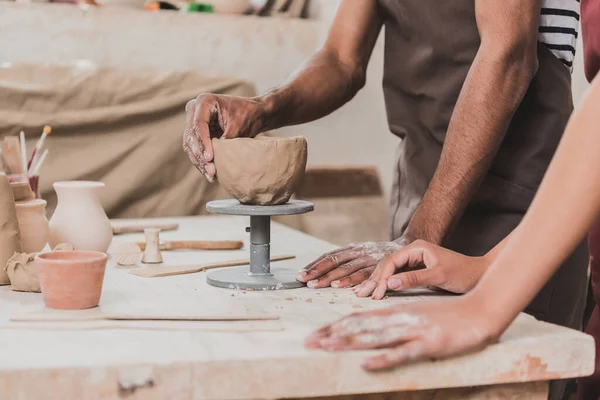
[205,199,314,290]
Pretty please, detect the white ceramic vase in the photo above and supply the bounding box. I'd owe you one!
[48,181,112,252]
[15,199,50,253]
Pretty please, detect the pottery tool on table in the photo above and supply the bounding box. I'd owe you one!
[111,222,179,235]
[136,240,243,251]
[130,254,296,278]
[2,136,24,175]
[203,199,313,290]
[11,303,279,322]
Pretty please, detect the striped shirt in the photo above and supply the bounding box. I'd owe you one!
[539,0,580,69]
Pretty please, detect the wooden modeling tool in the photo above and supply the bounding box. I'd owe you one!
[130,254,296,278]
[112,222,179,235]
[2,136,24,174]
[141,228,162,264]
[136,240,243,251]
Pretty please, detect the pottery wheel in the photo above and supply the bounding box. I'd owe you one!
[205,199,314,290]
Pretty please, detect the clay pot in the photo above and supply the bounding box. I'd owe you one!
[15,199,49,253]
[49,181,112,252]
[37,250,108,309]
[10,181,35,202]
[212,136,308,205]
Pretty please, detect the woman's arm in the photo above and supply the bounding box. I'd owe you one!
[306,74,600,369]
[470,73,600,336]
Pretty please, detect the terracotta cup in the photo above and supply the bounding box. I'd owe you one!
[37,251,108,310]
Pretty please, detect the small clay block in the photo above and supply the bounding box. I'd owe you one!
[114,243,143,266]
[5,252,40,292]
[142,229,163,264]
[212,136,307,205]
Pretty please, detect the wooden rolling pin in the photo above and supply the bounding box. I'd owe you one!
[111,222,179,235]
[137,240,243,251]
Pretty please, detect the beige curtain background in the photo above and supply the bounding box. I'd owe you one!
[0,64,254,218]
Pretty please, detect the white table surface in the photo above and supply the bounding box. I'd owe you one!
[0,216,594,399]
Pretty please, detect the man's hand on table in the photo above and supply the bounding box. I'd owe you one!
[183,93,267,182]
[305,296,499,370]
[297,240,410,289]
[354,240,489,299]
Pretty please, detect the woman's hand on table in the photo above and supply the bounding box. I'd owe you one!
[354,240,489,299]
[297,241,409,289]
[305,296,500,371]
[183,93,267,182]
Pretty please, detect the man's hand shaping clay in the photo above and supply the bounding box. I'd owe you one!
[354,240,489,299]
[297,241,406,289]
[183,94,266,182]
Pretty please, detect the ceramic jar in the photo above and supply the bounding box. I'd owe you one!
[37,250,108,309]
[48,181,112,252]
[15,199,50,253]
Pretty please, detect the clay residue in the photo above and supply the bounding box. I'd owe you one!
[494,354,561,381]
[5,252,40,292]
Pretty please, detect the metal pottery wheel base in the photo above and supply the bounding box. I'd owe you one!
[206,267,304,290]
[205,199,314,291]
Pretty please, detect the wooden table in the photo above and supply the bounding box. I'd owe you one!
[0,216,594,399]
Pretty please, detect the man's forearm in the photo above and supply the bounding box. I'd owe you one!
[253,0,382,134]
[255,49,366,132]
[403,45,537,245]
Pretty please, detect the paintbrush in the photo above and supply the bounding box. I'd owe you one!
[30,149,48,176]
[2,136,24,174]
[28,125,51,174]
[19,131,28,176]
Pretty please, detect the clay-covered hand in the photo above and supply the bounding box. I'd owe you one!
[353,240,488,299]
[297,241,406,289]
[183,94,266,182]
[305,297,498,371]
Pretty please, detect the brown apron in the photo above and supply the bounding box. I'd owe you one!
[379,0,588,379]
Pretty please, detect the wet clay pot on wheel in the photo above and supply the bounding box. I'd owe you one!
[15,199,49,253]
[37,250,108,309]
[49,181,112,252]
[212,136,308,205]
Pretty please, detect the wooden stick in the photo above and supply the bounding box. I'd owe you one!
[2,136,23,174]
[137,240,243,251]
[19,131,28,175]
[111,222,179,235]
[130,254,296,278]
